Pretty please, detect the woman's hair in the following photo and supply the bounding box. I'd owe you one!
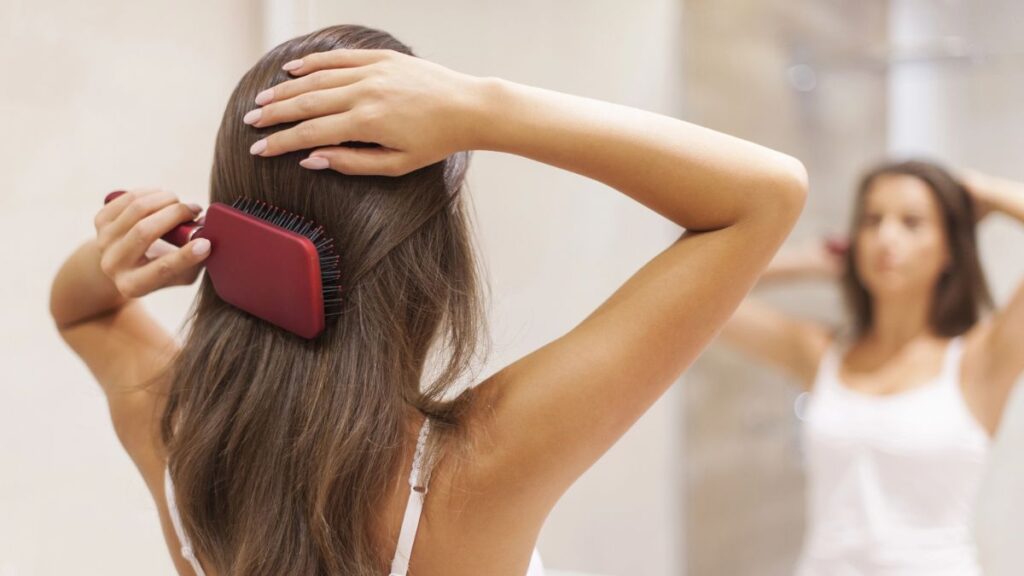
[159,25,489,575]
[842,159,992,337]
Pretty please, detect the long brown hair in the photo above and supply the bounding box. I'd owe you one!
[160,25,489,575]
[842,159,993,337]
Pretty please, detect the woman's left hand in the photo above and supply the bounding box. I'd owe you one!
[959,169,1000,222]
[242,48,486,176]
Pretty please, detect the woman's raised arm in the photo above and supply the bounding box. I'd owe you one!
[249,48,808,522]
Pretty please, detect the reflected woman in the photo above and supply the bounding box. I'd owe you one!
[717,160,1024,575]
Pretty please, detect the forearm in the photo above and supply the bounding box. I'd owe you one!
[50,239,129,330]
[760,251,824,282]
[470,77,807,231]
[756,248,840,286]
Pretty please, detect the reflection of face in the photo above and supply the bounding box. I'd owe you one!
[854,175,950,298]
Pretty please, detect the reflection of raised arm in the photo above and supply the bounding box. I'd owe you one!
[961,171,1024,422]
[715,238,845,389]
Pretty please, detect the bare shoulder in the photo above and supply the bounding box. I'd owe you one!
[419,400,548,576]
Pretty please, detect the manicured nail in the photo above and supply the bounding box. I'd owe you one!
[254,88,274,105]
[282,59,303,71]
[242,109,262,125]
[249,139,267,155]
[192,238,211,256]
[187,203,202,213]
[299,156,330,170]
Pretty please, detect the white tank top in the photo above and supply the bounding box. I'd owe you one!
[797,336,990,576]
[165,417,545,576]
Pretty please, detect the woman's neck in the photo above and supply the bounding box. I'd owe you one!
[866,290,938,350]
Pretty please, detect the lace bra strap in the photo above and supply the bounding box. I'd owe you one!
[389,418,432,576]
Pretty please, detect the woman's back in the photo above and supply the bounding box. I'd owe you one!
[164,415,547,576]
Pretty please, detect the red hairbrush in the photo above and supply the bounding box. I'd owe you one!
[104,191,342,339]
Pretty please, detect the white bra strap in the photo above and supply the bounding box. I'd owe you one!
[940,336,966,382]
[389,418,433,576]
[164,467,208,576]
[814,337,845,391]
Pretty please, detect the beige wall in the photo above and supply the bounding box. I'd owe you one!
[0,1,261,574]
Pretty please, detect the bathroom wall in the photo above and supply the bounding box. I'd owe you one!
[0,1,262,575]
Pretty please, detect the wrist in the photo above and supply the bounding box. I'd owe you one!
[457,75,510,152]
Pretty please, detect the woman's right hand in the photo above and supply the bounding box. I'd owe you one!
[245,49,488,177]
[94,189,210,299]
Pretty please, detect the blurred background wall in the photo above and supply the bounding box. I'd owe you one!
[0,1,263,575]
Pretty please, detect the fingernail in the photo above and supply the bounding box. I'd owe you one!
[242,108,262,125]
[282,59,303,71]
[254,88,274,105]
[192,238,211,256]
[300,156,330,170]
[250,139,267,155]
[187,203,202,214]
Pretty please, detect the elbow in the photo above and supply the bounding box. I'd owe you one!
[49,276,77,334]
[49,280,69,332]
[758,153,808,228]
[776,153,809,221]
[49,275,83,334]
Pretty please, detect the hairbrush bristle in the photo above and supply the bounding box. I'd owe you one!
[231,198,343,320]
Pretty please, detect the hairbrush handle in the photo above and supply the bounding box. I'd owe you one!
[104,190,204,247]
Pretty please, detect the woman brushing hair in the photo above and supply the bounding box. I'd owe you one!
[50,24,806,576]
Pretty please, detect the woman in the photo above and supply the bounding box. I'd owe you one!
[717,160,1024,575]
[49,25,806,575]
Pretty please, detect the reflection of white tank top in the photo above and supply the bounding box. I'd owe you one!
[797,336,990,576]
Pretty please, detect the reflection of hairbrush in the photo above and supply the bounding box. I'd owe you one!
[104,191,341,339]
[824,235,850,256]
